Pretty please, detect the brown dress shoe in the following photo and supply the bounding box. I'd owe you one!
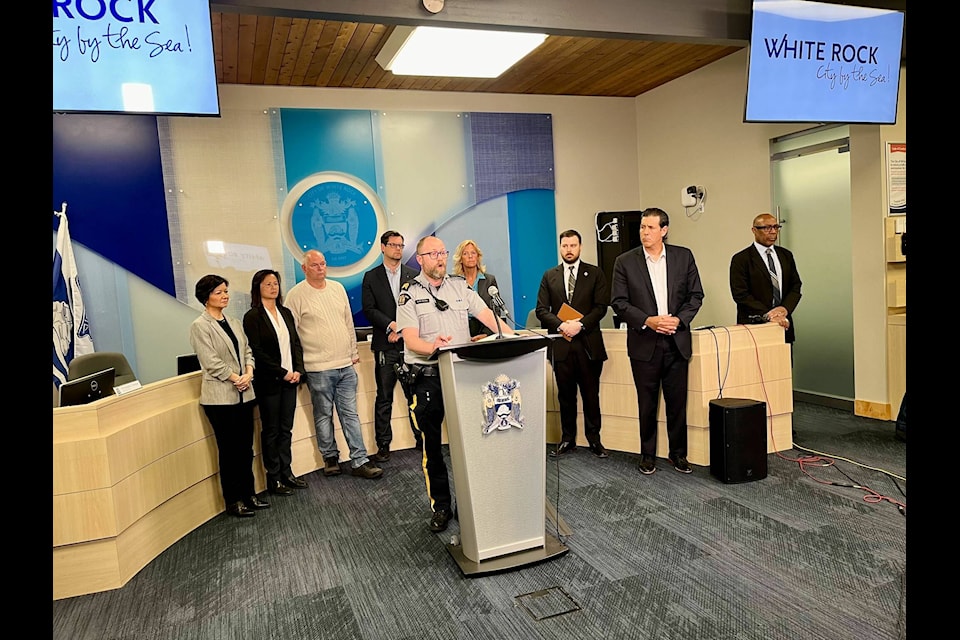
[350,461,383,479]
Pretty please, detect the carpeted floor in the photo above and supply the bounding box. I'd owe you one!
[52,401,906,640]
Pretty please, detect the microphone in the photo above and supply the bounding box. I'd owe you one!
[487,285,507,314]
[486,285,505,339]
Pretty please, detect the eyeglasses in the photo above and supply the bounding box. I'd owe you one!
[418,250,449,260]
[754,225,782,232]
[385,242,405,249]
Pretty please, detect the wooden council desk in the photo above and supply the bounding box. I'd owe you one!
[543,323,794,461]
[53,323,791,600]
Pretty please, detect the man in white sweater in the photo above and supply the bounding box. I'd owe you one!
[285,250,383,479]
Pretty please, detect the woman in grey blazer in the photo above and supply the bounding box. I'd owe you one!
[189,274,268,518]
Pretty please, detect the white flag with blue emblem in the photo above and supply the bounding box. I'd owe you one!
[53,208,95,389]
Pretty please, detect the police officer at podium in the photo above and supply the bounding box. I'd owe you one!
[396,235,513,533]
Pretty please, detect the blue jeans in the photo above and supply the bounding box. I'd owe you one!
[305,366,370,467]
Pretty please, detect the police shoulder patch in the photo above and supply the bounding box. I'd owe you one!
[398,292,411,306]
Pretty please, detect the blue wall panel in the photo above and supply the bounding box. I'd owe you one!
[52,114,174,296]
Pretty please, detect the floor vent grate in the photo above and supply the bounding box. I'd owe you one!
[516,586,581,622]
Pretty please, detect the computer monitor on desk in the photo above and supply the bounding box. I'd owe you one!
[59,367,116,408]
[177,353,201,375]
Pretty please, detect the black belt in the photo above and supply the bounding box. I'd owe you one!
[414,364,439,377]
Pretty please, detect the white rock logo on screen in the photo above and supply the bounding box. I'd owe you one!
[281,172,385,276]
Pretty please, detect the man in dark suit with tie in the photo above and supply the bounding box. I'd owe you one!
[611,208,704,476]
[729,213,803,344]
[361,230,420,462]
[536,229,610,458]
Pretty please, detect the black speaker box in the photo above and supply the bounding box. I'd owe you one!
[596,211,643,327]
[709,398,767,484]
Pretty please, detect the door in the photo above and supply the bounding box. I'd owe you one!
[770,126,854,402]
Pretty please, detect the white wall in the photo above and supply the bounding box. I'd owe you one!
[74,56,908,409]
[127,85,642,382]
[633,50,802,329]
[211,84,642,265]
[633,49,907,411]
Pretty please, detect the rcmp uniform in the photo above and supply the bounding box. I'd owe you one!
[395,273,493,514]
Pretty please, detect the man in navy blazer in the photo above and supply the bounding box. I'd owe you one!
[536,229,610,458]
[729,213,803,344]
[611,208,704,476]
[361,230,420,461]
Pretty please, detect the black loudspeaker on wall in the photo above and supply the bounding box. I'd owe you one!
[596,211,643,326]
[709,398,768,484]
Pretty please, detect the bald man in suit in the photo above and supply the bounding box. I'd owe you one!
[729,213,803,344]
[611,208,704,476]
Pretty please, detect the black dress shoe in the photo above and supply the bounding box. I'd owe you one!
[550,441,577,457]
[283,475,308,489]
[430,508,453,533]
[588,441,609,458]
[226,501,255,518]
[246,495,271,510]
[268,480,294,496]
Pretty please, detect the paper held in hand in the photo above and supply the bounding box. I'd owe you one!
[557,303,583,342]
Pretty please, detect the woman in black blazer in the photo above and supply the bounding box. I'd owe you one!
[452,239,503,339]
[243,269,307,497]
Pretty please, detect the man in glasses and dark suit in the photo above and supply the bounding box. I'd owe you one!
[361,230,420,462]
[729,212,803,345]
[396,235,513,533]
[730,212,803,441]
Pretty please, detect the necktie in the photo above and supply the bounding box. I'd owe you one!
[567,265,576,302]
[766,248,781,306]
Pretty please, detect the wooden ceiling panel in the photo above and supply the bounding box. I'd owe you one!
[212,12,743,98]
[249,16,275,85]
[263,17,291,85]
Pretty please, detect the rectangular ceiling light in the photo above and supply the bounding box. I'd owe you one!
[376,26,547,78]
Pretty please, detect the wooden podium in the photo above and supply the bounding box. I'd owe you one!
[437,335,568,576]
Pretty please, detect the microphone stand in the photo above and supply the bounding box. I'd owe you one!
[492,305,505,340]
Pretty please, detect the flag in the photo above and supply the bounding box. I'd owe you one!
[53,209,95,389]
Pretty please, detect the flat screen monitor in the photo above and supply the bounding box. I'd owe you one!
[744,0,904,124]
[177,353,201,375]
[59,367,116,408]
[52,0,221,116]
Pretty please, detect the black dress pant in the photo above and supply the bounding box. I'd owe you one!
[373,349,416,449]
[407,373,450,513]
[553,343,604,444]
[256,382,298,482]
[629,335,688,459]
[203,401,256,505]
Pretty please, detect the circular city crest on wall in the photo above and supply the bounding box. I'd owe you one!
[280,171,385,277]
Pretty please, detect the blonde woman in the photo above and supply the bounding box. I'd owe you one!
[452,239,503,338]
